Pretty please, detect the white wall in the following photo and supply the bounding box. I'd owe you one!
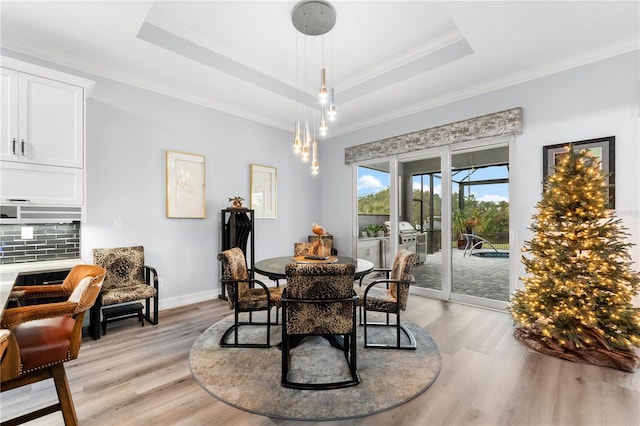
[320,51,640,302]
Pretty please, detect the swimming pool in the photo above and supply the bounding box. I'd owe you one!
[471,251,509,258]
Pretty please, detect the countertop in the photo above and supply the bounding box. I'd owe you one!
[1,258,84,314]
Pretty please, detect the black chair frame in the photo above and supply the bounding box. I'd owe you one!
[281,289,360,390]
[220,274,279,348]
[358,271,417,350]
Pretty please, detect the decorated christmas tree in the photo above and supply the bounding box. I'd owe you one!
[509,146,640,372]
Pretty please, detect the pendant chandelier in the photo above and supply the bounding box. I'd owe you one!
[291,0,337,175]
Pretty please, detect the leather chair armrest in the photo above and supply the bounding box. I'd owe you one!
[10,284,71,300]
[0,329,20,382]
[1,301,77,329]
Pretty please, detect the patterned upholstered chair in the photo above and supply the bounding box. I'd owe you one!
[90,246,158,339]
[281,263,359,390]
[354,249,419,349]
[1,265,106,425]
[218,247,283,348]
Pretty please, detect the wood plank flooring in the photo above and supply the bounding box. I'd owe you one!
[1,296,638,425]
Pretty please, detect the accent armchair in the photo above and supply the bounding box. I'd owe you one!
[90,246,158,339]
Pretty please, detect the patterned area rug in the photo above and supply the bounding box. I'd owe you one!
[189,314,441,421]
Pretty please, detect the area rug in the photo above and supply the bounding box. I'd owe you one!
[189,314,441,421]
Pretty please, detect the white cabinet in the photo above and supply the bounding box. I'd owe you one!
[1,68,83,168]
[0,58,93,219]
[1,162,83,205]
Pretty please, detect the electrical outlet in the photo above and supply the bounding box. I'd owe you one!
[21,226,34,240]
[113,218,122,229]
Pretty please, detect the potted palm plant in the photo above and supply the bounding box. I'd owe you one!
[453,209,468,249]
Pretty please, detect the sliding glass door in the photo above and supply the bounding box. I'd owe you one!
[450,144,510,308]
[386,139,511,309]
[398,150,448,300]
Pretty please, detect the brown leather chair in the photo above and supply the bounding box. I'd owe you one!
[1,264,106,426]
[354,249,419,349]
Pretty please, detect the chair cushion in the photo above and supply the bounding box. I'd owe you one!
[12,317,75,374]
[236,287,283,310]
[354,285,398,311]
[93,246,145,290]
[101,284,157,306]
[217,248,251,308]
[389,250,418,310]
[284,263,355,335]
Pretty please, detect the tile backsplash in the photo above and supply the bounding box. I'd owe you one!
[0,223,80,264]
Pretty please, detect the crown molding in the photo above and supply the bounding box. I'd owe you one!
[333,38,639,137]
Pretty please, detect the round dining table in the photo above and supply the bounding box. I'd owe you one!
[253,256,374,281]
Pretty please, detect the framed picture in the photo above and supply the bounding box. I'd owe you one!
[250,164,277,219]
[166,150,206,218]
[543,136,615,209]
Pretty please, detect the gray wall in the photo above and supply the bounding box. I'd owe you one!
[82,78,325,308]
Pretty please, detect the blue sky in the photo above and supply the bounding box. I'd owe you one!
[357,166,509,202]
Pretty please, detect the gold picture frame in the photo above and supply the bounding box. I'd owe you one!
[166,150,206,218]
[250,164,277,219]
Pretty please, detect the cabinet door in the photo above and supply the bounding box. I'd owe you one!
[356,239,382,268]
[0,162,83,205]
[18,73,83,168]
[0,68,19,161]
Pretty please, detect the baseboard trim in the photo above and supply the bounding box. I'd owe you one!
[159,290,219,311]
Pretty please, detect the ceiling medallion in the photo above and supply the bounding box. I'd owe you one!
[292,1,336,36]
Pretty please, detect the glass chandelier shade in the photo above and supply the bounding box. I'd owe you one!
[319,68,328,104]
[293,121,302,153]
[328,88,336,121]
[319,107,328,136]
[311,140,319,175]
[302,120,311,162]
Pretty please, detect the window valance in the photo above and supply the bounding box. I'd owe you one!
[344,107,523,164]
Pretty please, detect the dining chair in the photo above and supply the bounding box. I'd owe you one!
[281,263,359,390]
[354,249,419,349]
[217,247,283,348]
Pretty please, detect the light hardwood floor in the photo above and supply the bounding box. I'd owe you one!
[2,296,639,425]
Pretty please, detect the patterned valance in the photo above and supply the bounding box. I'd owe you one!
[344,107,523,164]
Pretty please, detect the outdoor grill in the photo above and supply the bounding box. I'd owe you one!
[388,221,426,264]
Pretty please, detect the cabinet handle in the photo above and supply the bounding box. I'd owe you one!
[12,138,16,155]
[21,139,25,155]
[6,198,31,203]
